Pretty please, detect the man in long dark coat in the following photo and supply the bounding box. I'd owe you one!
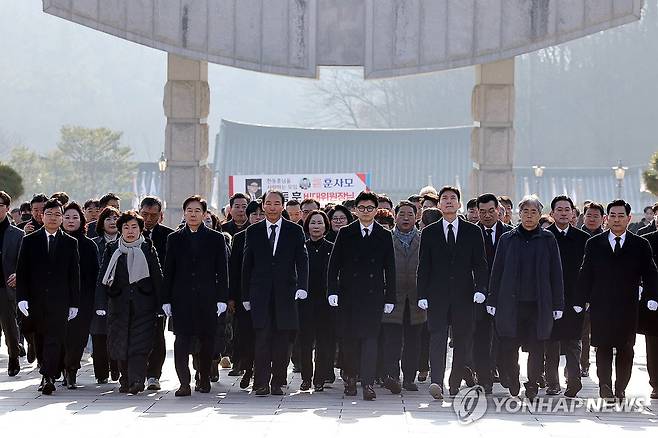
[241,190,308,397]
[578,199,658,400]
[16,198,80,395]
[639,229,658,399]
[417,186,488,400]
[545,195,589,398]
[162,195,229,396]
[328,191,396,401]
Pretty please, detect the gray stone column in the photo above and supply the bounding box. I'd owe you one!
[470,58,515,201]
[162,53,211,226]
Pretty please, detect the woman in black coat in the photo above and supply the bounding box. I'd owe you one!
[325,204,353,242]
[96,211,163,394]
[299,210,335,392]
[60,202,99,389]
[91,206,121,383]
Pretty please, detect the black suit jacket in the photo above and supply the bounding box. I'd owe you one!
[144,223,174,266]
[638,230,658,337]
[327,220,396,338]
[417,217,488,333]
[16,228,80,340]
[476,221,512,320]
[577,231,658,347]
[242,218,309,331]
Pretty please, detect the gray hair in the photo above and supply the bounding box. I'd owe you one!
[518,195,544,212]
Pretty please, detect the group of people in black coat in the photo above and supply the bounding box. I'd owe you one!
[3,185,658,404]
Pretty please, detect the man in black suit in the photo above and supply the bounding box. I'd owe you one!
[545,195,590,398]
[16,198,80,395]
[474,193,513,394]
[162,195,229,396]
[139,196,174,391]
[222,193,251,237]
[578,199,658,400]
[417,186,488,400]
[640,229,658,399]
[17,193,48,235]
[0,191,24,376]
[242,190,309,396]
[638,202,658,236]
[86,193,121,239]
[328,191,396,401]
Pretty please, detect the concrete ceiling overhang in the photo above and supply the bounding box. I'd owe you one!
[43,0,643,78]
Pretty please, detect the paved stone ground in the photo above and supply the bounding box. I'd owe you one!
[0,332,656,436]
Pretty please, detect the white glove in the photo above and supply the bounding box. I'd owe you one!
[328,295,338,307]
[384,304,394,314]
[553,310,563,320]
[68,307,78,321]
[18,300,29,317]
[573,306,583,313]
[639,286,644,300]
[295,290,308,300]
[473,292,486,304]
[242,301,251,311]
[417,299,428,310]
[648,300,658,311]
[486,306,496,316]
[162,303,172,317]
[217,302,227,316]
[95,309,106,316]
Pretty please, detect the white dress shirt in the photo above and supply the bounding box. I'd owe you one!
[360,221,374,237]
[266,217,283,255]
[555,224,569,237]
[609,231,626,251]
[442,217,459,240]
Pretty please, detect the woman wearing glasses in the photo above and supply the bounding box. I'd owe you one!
[326,204,353,242]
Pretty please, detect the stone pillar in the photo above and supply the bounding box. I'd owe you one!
[163,54,211,226]
[470,58,515,202]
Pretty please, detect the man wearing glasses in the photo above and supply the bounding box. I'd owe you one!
[16,198,80,395]
[328,191,396,401]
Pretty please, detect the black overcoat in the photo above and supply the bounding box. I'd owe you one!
[299,238,334,330]
[639,230,658,337]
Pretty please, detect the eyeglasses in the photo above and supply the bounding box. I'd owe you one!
[44,212,63,218]
[332,216,347,222]
[356,206,376,213]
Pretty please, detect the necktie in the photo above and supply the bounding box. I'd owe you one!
[562,230,567,238]
[614,236,621,254]
[363,228,370,238]
[269,224,278,253]
[144,229,151,239]
[48,235,56,260]
[485,228,494,246]
[484,229,494,260]
[447,223,456,250]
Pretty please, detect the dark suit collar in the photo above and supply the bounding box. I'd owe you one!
[182,223,208,235]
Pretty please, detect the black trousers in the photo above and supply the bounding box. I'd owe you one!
[235,310,255,371]
[498,303,544,387]
[91,334,118,380]
[380,303,422,383]
[34,332,63,378]
[545,339,582,387]
[174,334,215,386]
[253,323,292,389]
[580,313,591,371]
[647,335,658,390]
[146,316,166,379]
[341,336,378,386]
[299,314,336,385]
[473,313,494,389]
[63,312,92,371]
[596,341,634,393]
[429,307,474,389]
[0,289,19,359]
[418,322,430,373]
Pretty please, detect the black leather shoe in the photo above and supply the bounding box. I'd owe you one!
[67,370,77,389]
[210,361,220,383]
[363,385,376,401]
[546,385,561,396]
[300,380,311,391]
[240,370,252,389]
[7,357,20,377]
[314,384,324,392]
[417,371,428,382]
[449,387,459,396]
[524,382,538,401]
[344,378,357,396]
[271,385,284,396]
[599,384,614,399]
[384,377,402,394]
[615,389,626,400]
[175,385,192,397]
[129,383,145,395]
[196,378,211,394]
[38,377,46,392]
[42,378,56,395]
[564,380,582,398]
[508,379,520,397]
[429,383,443,400]
[538,374,547,389]
[402,381,418,391]
[254,386,270,396]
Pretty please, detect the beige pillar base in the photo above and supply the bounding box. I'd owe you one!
[470,58,515,202]
[163,54,211,226]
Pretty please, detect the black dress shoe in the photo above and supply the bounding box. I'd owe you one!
[240,370,252,389]
[7,357,20,377]
[210,360,220,383]
[384,377,402,394]
[175,385,192,397]
[344,378,357,396]
[402,381,418,391]
[449,387,459,396]
[564,380,582,398]
[314,384,324,392]
[417,371,428,382]
[129,383,145,395]
[38,377,46,392]
[363,385,376,401]
[254,386,270,396]
[271,385,284,396]
[524,382,538,401]
[42,378,56,395]
[300,380,311,391]
[546,385,561,396]
[538,374,547,389]
[615,390,626,400]
[228,368,244,377]
[196,378,212,393]
[599,384,614,399]
[67,370,77,389]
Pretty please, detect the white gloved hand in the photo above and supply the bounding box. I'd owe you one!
[162,303,172,317]
[217,302,227,316]
[95,309,106,316]
[18,300,29,317]
[573,306,583,313]
[328,295,338,307]
[242,301,251,311]
[417,299,428,310]
[295,290,308,300]
[553,310,563,320]
[648,300,658,312]
[486,306,496,316]
[473,292,486,304]
[384,303,394,314]
[68,307,78,321]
